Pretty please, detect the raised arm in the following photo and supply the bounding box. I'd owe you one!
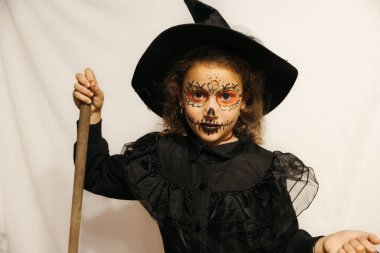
[73,68,135,200]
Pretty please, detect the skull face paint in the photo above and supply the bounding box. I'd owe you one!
[180,62,246,146]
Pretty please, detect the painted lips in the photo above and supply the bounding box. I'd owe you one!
[187,116,232,135]
[200,123,221,134]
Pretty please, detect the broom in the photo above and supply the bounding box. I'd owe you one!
[68,103,91,253]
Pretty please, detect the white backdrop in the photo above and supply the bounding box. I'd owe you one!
[0,0,379,252]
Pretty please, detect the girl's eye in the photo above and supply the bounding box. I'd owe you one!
[220,93,232,101]
[194,92,205,99]
[217,91,239,105]
[187,90,208,103]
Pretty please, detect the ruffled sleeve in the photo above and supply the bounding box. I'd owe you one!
[271,151,319,216]
[255,151,320,252]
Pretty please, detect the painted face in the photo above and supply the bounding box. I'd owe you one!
[180,62,245,146]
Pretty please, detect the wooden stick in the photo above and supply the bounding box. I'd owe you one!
[68,103,91,253]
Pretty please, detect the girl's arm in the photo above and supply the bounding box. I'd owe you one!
[74,120,136,200]
[262,219,322,253]
[72,68,135,199]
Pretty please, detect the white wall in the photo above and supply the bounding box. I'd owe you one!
[0,0,379,252]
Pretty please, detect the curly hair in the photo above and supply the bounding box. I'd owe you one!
[161,45,265,144]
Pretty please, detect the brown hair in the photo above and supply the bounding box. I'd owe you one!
[161,45,265,144]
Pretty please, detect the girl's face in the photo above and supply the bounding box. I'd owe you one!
[180,61,245,146]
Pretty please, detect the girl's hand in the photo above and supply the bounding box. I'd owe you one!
[72,68,104,124]
[315,230,380,253]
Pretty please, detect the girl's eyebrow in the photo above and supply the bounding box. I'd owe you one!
[217,83,240,94]
[185,81,206,90]
[185,81,242,95]
[185,80,201,86]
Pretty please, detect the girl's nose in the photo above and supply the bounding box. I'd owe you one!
[203,98,219,118]
[206,107,215,116]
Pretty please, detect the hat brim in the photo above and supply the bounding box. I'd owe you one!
[132,24,297,117]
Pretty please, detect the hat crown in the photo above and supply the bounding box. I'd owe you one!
[184,0,230,28]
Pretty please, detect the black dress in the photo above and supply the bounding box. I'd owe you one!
[77,121,322,253]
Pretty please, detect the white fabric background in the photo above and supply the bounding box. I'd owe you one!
[0,0,379,252]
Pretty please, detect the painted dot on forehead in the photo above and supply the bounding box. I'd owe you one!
[207,73,219,78]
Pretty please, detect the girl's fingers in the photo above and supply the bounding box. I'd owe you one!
[73,90,92,104]
[84,68,103,95]
[74,82,93,97]
[337,248,345,253]
[75,72,91,88]
[342,242,355,253]
[85,68,96,83]
[368,234,380,244]
[357,237,378,252]
[348,239,365,253]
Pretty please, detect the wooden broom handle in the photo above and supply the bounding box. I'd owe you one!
[68,103,91,253]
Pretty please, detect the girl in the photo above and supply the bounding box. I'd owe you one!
[72,1,379,252]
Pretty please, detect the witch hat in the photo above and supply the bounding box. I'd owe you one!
[132,0,297,116]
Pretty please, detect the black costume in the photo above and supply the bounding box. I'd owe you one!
[77,121,321,253]
[76,1,324,251]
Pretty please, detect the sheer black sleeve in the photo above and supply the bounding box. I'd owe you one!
[260,151,323,253]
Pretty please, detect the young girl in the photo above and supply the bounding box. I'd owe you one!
[72,1,379,252]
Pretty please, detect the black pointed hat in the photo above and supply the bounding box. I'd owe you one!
[132,0,297,117]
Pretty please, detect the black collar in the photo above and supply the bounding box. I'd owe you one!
[186,132,252,161]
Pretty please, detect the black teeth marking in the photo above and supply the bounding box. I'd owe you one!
[185,112,233,135]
